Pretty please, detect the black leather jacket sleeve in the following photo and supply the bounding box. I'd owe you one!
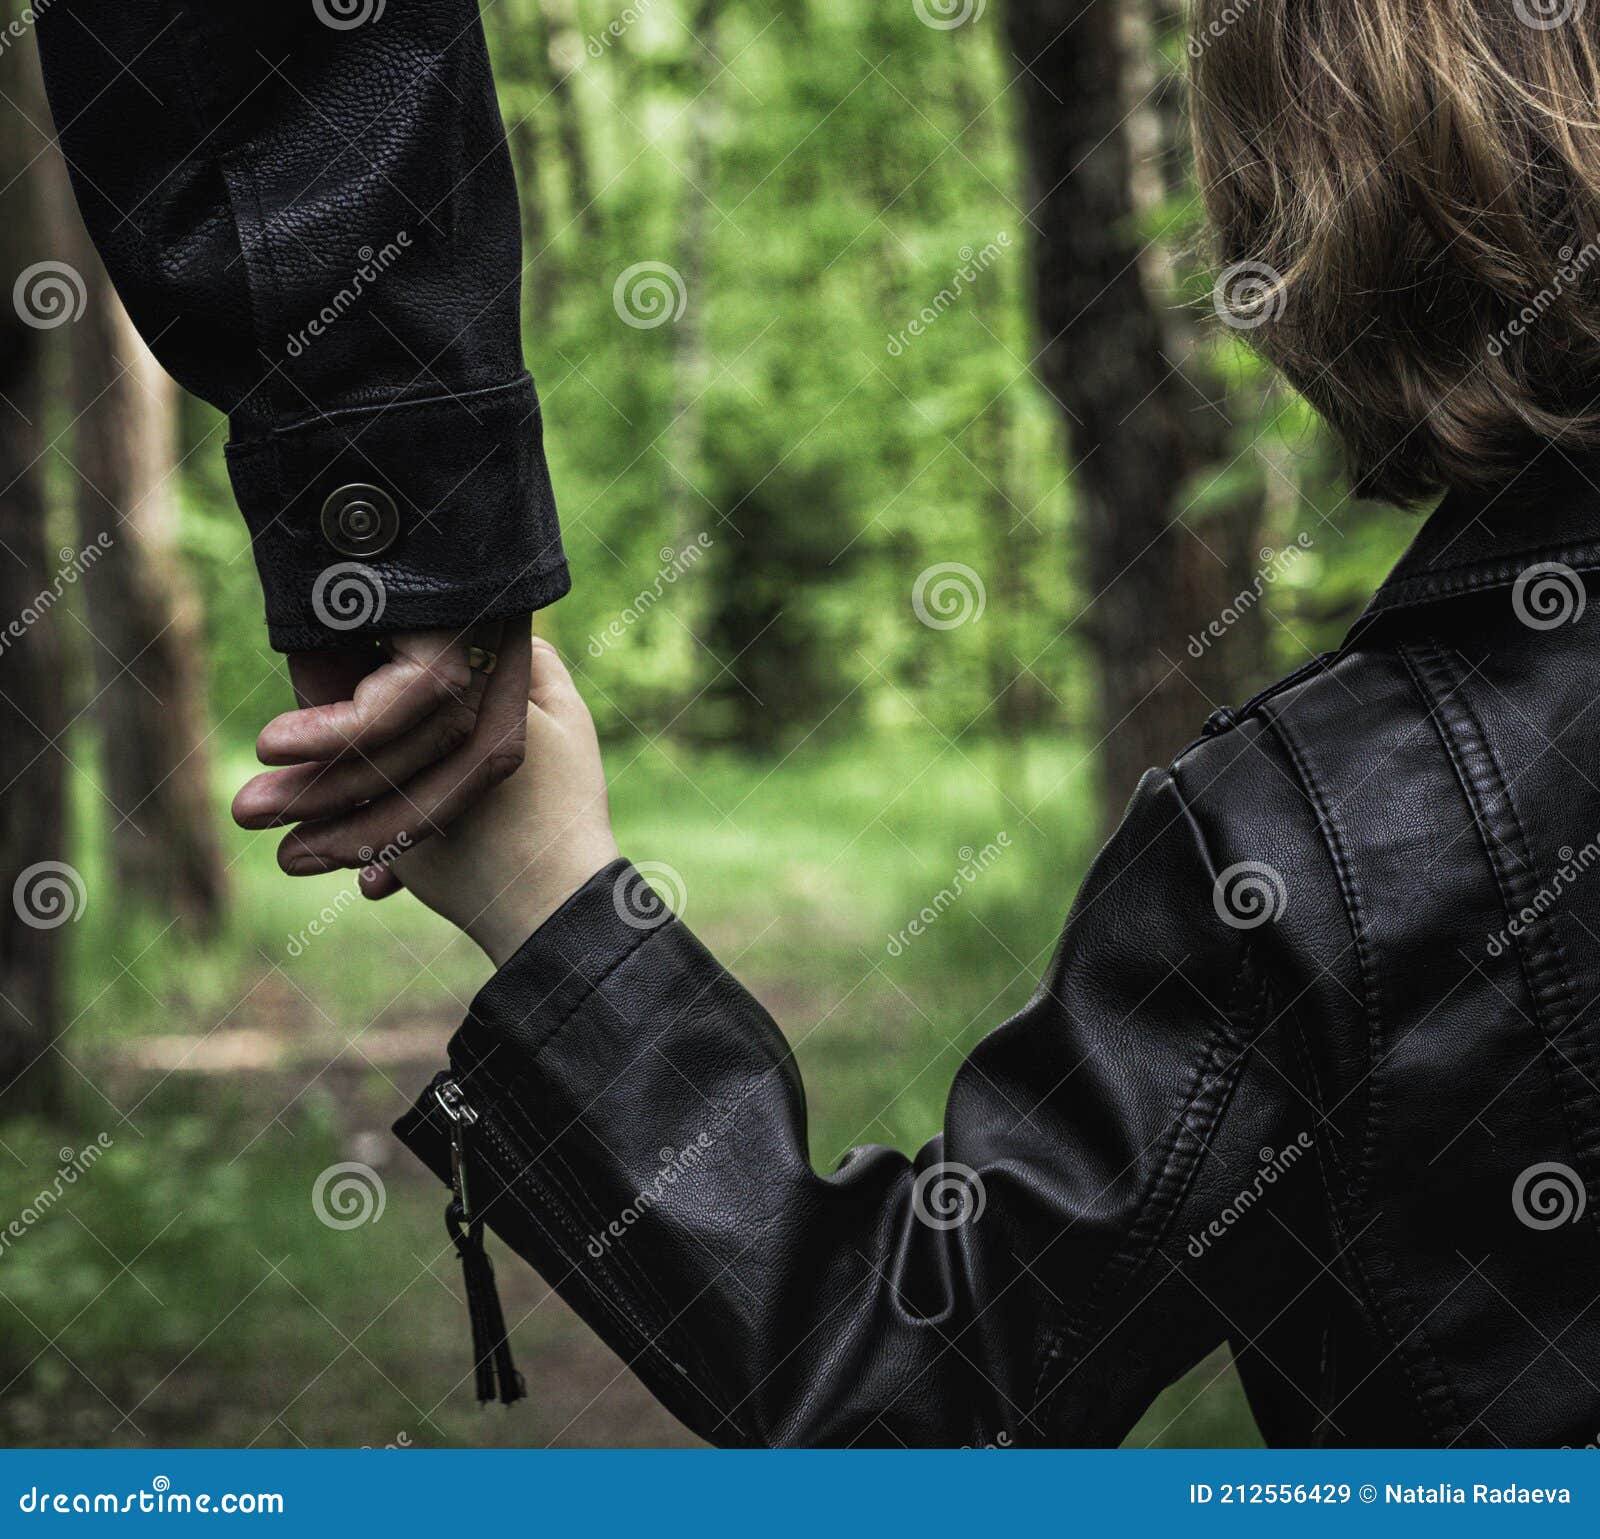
[398,766,1323,1446]
[35,2,567,650]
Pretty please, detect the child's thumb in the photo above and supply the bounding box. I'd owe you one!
[528,636,577,710]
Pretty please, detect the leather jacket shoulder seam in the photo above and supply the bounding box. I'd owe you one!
[1033,762,1268,1416]
[1166,762,1223,882]
[1401,640,1600,1189]
[1255,698,1467,1434]
[1264,646,1466,1441]
[1225,706,1453,1437]
[1258,701,1384,1201]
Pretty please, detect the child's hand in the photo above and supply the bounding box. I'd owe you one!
[379,639,620,965]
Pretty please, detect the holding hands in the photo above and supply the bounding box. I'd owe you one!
[232,616,539,897]
[386,639,619,962]
[235,630,617,958]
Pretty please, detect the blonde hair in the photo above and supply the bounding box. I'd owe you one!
[1190,0,1600,503]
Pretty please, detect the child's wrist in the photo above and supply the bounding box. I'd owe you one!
[465,843,621,968]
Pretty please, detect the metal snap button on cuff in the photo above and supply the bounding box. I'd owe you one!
[321,483,400,558]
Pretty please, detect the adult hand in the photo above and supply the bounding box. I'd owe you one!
[231,616,534,896]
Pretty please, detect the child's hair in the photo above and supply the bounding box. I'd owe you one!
[1190,1,1600,504]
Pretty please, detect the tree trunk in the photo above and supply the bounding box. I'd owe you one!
[950,55,1050,764]
[0,36,67,1117]
[1123,0,1270,695]
[664,0,721,657]
[1002,0,1264,830]
[68,236,227,934]
[539,0,598,235]
[509,112,554,320]
[488,0,559,324]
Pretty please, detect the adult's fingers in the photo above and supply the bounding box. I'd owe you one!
[274,626,533,875]
[258,627,488,766]
[358,863,405,901]
[282,645,383,711]
[231,687,486,829]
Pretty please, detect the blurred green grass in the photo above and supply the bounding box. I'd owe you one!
[0,726,1260,1447]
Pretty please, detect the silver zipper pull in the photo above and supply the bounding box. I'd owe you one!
[434,1078,479,1224]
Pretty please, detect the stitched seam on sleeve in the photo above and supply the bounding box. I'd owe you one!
[225,373,539,455]
[527,920,671,1061]
[1273,653,1462,1443]
[1261,704,1383,1203]
[497,918,755,1415]
[449,1028,739,1426]
[1402,641,1600,1204]
[1026,768,1259,1427]
[1027,948,1262,1427]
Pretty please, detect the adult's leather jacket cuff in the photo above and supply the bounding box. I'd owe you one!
[224,375,567,652]
[35,0,566,650]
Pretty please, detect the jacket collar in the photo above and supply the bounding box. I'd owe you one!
[1355,452,1600,629]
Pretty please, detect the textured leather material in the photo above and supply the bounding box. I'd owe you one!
[35,0,566,648]
[397,464,1600,1447]
[225,375,567,650]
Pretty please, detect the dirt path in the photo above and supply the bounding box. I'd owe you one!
[82,1014,701,1450]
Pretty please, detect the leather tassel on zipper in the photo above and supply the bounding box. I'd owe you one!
[447,1199,526,1406]
[435,1077,526,1407]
